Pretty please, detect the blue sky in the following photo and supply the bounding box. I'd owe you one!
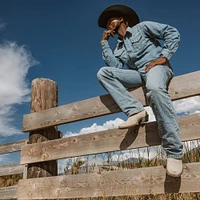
[0,0,200,166]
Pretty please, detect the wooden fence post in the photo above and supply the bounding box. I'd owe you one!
[27,78,59,178]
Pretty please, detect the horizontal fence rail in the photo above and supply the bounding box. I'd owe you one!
[18,162,200,199]
[0,163,24,177]
[0,186,18,199]
[21,113,200,165]
[22,71,200,132]
[0,139,27,155]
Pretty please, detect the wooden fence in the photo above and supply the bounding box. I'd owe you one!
[0,70,200,199]
[0,140,27,199]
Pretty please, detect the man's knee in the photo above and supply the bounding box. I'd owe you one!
[146,84,159,92]
[97,66,110,81]
[146,83,166,97]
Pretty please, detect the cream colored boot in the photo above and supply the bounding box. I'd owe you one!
[119,110,148,129]
[166,158,183,177]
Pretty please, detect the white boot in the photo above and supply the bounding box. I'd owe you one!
[119,110,148,129]
[166,158,183,177]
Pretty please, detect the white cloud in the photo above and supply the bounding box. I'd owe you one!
[173,96,200,114]
[64,118,125,137]
[0,41,38,137]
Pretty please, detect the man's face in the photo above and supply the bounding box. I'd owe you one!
[106,17,123,32]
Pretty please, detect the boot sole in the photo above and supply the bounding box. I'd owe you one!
[119,114,149,129]
[166,169,183,177]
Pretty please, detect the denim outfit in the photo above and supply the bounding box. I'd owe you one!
[97,21,183,158]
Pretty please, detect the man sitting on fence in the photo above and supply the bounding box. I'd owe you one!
[97,4,183,177]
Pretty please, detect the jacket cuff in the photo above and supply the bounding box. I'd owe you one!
[101,40,110,50]
[160,49,173,60]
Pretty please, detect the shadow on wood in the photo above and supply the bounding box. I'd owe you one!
[145,122,161,146]
[164,174,181,193]
[120,125,140,150]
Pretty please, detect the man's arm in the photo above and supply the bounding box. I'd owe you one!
[101,30,123,69]
[141,21,180,72]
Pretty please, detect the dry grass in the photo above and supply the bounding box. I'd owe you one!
[0,174,22,188]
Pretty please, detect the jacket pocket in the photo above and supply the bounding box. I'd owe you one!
[129,33,144,52]
[130,34,142,43]
[114,48,128,64]
[114,48,125,57]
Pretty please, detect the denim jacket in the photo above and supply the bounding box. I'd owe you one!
[100,21,180,70]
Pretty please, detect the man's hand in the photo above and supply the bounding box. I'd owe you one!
[145,57,168,73]
[102,30,115,40]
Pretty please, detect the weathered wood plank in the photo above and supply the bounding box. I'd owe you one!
[20,114,200,165]
[18,162,200,199]
[0,139,27,155]
[0,185,18,199]
[27,78,59,179]
[22,70,200,132]
[0,163,24,176]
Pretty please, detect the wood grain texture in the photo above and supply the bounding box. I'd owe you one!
[22,70,200,132]
[18,162,200,199]
[20,114,200,165]
[0,186,18,199]
[0,163,24,176]
[27,78,59,179]
[0,139,26,155]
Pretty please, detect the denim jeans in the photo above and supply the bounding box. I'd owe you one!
[97,64,183,158]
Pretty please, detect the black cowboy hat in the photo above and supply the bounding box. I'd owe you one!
[98,5,140,28]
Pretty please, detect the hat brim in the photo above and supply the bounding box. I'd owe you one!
[98,5,139,28]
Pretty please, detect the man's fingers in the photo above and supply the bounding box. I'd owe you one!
[110,32,115,37]
[107,30,115,36]
[102,29,115,40]
[102,30,112,40]
[145,64,153,73]
[145,67,149,73]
